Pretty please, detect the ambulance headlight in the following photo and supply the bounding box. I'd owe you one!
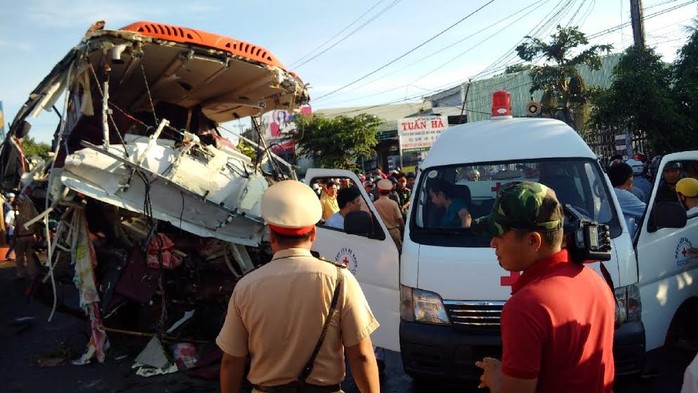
[614,283,642,324]
[400,285,450,325]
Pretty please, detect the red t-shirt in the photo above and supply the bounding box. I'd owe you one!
[501,250,615,393]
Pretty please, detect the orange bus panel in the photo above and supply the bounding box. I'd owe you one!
[119,21,285,69]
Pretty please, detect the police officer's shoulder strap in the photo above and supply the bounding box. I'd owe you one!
[316,255,347,269]
[298,265,344,383]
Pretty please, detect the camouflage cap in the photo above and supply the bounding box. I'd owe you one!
[471,181,563,237]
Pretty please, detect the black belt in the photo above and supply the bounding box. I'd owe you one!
[254,382,341,393]
[15,234,34,238]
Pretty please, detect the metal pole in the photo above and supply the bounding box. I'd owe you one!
[398,137,404,169]
[630,0,645,47]
[459,80,472,123]
[102,81,111,147]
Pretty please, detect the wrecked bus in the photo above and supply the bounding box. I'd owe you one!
[0,20,310,364]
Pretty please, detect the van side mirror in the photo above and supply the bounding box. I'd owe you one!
[647,202,687,233]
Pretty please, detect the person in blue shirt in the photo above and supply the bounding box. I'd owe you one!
[427,178,471,228]
[625,158,651,203]
[608,162,646,237]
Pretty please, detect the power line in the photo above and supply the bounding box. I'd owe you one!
[321,0,697,116]
[404,1,546,87]
[312,0,497,102]
[567,0,596,27]
[292,0,403,69]
[587,0,697,40]
[288,0,389,68]
[320,0,572,106]
[319,0,547,107]
[646,0,687,9]
[471,0,578,80]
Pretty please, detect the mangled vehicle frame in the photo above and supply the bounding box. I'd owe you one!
[2,20,309,365]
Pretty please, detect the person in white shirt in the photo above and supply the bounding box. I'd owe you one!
[324,187,363,230]
[5,203,17,261]
[4,202,17,260]
[608,162,646,237]
[676,177,698,217]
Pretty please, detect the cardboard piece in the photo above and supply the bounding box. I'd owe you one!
[134,336,170,369]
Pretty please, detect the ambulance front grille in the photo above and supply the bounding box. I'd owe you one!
[443,301,505,330]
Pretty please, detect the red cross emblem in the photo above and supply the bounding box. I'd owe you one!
[342,256,350,266]
[682,248,688,257]
[491,182,502,193]
[500,271,521,287]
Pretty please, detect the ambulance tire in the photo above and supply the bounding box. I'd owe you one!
[665,297,698,349]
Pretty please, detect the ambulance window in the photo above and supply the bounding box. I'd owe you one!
[310,177,385,240]
[409,158,621,247]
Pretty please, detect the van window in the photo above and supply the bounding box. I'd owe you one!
[410,158,621,247]
[309,176,386,240]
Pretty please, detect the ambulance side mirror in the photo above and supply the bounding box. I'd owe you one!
[647,202,687,233]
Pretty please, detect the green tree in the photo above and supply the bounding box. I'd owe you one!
[516,25,612,131]
[590,46,679,153]
[672,26,698,150]
[503,63,532,75]
[236,139,258,162]
[292,113,381,169]
[21,136,51,159]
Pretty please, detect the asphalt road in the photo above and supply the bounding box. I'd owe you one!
[0,261,695,393]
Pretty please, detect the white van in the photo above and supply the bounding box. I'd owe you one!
[307,109,698,384]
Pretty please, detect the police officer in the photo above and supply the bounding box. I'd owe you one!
[217,180,380,393]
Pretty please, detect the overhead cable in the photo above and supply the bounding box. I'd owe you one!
[320,0,696,115]
[291,0,403,69]
[312,0,497,102]
[288,0,389,68]
[319,0,547,107]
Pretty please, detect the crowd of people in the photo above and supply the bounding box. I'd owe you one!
[2,156,693,393]
[217,177,621,393]
[1,191,44,281]
[607,150,698,236]
[310,167,415,250]
[219,154,698,393]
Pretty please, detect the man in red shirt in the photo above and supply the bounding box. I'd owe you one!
[472,181,615,393]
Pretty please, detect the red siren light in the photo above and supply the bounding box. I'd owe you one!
[491,90,512,118]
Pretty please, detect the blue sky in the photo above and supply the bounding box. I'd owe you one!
[0,0,695,143]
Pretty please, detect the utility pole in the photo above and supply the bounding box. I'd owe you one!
[630,0,645,47]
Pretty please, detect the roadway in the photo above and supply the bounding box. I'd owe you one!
[0,262,694,393]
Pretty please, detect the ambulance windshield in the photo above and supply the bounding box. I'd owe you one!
[410,158,622,247]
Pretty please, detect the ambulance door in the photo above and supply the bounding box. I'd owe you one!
[305,168,401,351]
[635,151,698,351]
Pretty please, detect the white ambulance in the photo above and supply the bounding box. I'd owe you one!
[307,94,698,384]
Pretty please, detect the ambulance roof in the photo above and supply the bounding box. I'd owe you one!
[422,117,596,168]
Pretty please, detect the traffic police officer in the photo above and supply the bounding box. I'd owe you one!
[217,180,381,393]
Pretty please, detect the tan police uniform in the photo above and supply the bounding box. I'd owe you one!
[216,180,379,391]
[373,179,403,249]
